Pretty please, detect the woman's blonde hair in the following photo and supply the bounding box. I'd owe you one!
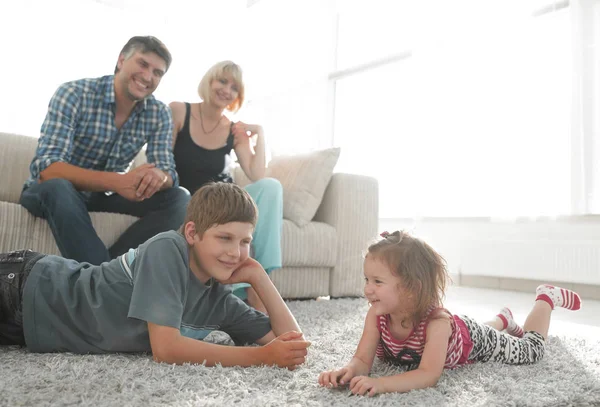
[197,61,245,113]
[183,182,257,237]
[367,231,449,326]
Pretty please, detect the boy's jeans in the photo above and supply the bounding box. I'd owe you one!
[20,179,190,265]
[0,249,45,345]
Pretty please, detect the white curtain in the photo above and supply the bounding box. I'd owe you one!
[571,0,600,214]
[235,0,337,155]
[0,0,249,137]
[331,0,575,218]
[4,0,600,219]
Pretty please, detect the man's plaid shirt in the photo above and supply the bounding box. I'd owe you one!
[24,75,178,190]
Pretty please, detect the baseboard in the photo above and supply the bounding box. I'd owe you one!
[456,274,600,301]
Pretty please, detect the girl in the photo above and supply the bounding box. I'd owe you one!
[170,61,282,313]
[318,230,582,396]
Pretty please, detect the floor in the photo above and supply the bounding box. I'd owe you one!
[444,285,600,338]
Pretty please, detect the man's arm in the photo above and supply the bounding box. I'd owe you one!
[143,103,177,188]
[34,82,155,198]
[132,104,176,200]
[147,323,308,368]
[41,161,157,201]
[40,162,119,190]
[32,83,95,188]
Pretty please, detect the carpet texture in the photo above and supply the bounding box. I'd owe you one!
[1,298,599,406]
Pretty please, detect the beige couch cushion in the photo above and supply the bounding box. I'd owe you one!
[30,212,140,256]
[281,220,337,267]
[0,132,38,203]
[0,202,36,250]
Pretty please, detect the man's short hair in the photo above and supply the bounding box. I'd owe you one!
[184,182,258,237]
[114,36,172,74]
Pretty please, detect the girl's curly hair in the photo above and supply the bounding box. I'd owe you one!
[367,231,450,326]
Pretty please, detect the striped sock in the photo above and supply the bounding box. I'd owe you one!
[535,284,582,311]
[496,307,524,338]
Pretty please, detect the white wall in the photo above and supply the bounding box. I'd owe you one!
[380,217,600,285]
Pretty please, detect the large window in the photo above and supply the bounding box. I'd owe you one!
[333,0,572,218]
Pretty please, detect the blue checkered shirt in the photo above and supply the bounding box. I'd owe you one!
[24,75,178,191]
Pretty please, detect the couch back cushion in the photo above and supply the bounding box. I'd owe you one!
[234,147,341,227]
[0,132,38,203]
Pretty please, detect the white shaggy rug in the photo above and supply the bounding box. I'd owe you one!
[1,298,599,406]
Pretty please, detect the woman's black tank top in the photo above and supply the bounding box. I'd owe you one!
[173,103,235,195]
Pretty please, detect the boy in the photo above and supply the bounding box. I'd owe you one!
[0,183,310,369]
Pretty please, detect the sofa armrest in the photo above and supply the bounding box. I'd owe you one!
[314,173,379,297]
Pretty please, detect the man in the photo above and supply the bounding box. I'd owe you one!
[20,36,190,265]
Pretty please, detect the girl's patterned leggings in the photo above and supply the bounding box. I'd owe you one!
[459,315,546,364]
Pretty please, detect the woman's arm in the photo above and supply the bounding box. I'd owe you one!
[348,316,452,396]
[168,101,186,148]
[232,122,266,181]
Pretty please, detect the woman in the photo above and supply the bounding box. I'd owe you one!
[170,61,282,313]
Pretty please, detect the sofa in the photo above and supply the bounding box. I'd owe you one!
[0,131,379,298]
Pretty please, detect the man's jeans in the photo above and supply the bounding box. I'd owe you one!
[20,179,190,265]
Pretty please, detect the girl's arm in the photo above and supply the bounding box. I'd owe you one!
[232,122,266,181]
[349,315,452,396]
[319,306,381,388]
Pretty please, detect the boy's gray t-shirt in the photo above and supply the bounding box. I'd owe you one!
[22,231,272,353]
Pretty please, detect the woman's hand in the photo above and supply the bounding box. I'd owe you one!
[232,121,263,147]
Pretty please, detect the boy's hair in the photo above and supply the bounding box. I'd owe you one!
[114,35,172,74]
[184,182,257,237]
[367,231,449,326]
[197,61,245,113]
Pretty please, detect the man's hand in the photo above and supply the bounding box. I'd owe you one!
[217,257,264,286]
[135,166,169,200]
[114,163,156,201]
[259,331,311,370]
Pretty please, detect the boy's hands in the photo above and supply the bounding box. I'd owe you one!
[260,331,311,370]
[217,257,264,285]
